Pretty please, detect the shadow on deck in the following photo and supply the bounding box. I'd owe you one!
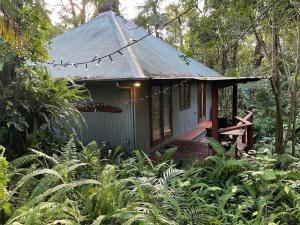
[153,121,213,161]
[168,139,212,160]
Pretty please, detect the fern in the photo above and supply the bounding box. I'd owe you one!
[29,148,59,165]
[208,138,226,156]
[26,179,100,208]
[3,139,300,225]
[9,154,39,169]
[159,167,183,186]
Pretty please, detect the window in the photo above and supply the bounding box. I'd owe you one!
[179,82,191,110]
[150,85,172,146]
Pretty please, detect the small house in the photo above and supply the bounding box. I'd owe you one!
[46,11,261,154]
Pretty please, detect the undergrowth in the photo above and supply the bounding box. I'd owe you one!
[0,139,300,225]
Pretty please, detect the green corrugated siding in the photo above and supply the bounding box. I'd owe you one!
[77,82,134,150]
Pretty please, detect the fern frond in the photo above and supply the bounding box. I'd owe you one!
[208,138,226,156]
[26,179,100,207]
[29,148,59,165]
[8,168,64,201]
[159,167,183,186]
[91,215,105,225]
[9,154,39,169]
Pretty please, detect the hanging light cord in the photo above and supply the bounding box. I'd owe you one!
[44,1,201,68]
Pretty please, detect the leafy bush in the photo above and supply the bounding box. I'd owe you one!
[0,67,89,160]
[0,139,300,225]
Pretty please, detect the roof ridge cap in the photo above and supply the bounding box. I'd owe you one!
[109,13,146,79]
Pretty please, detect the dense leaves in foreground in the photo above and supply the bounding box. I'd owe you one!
[0,68,88,160]
[0,139,300,225]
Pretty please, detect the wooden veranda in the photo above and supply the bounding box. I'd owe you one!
[157,79,258,161]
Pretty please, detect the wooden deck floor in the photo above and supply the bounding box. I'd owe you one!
[168,139,212,160]
[153,121,213,161]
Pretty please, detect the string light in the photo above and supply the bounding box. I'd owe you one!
[43,1,200,69]
[109,55,113,63]
[85,64,88,70]
[116,80,188,107]
[178,17,182,26]
[117,50,124,57]
[96,59,101,66]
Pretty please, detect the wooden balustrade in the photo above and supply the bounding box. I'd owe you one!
[219,111,254,158]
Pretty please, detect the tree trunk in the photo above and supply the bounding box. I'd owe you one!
[97,0,120,14]
[291,13,300,156]
[254,32,264,68]
[80,0,87,25]
[231,41,238,69]
[221,46,228,75]
[153,1,160,38]
[67,0,79,27]
[270,6,284,154]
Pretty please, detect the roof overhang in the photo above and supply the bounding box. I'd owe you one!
[196,76,267,88]
[71,75,266,85]
[196,77,265,82]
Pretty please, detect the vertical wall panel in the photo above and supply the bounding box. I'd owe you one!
[77,82,134,150]
[134,82,151,153]
[172,81,199,136]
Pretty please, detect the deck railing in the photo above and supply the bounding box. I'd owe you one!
[219,111,254,158]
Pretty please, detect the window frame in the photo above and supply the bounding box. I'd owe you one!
[179,82,191,111]
[149,84,172,147]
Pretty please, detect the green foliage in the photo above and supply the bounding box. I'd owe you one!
[154,147,177,162]
[0,67,89,160]
[1,139,300,225]
[0,0,50,64]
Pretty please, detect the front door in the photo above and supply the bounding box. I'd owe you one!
[150,85,172,146]
[199,82,206,122]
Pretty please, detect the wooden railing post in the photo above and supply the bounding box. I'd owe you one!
[246,112,254,150]
[211,83,219,140]
[232,84,238,125]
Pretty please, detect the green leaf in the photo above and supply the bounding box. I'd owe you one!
[261,169,277,181]
[0,61,3,72]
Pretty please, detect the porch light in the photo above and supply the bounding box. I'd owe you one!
[134,82,141,87]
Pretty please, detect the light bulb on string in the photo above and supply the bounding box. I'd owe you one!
[96,59,101,66]
[85,64,88,70]
[109,55,114,63]
[118,50,124,57]
[45,4,203,68]
[178,17,182,26]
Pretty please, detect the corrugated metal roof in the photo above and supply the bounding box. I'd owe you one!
[45,11,223,80]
